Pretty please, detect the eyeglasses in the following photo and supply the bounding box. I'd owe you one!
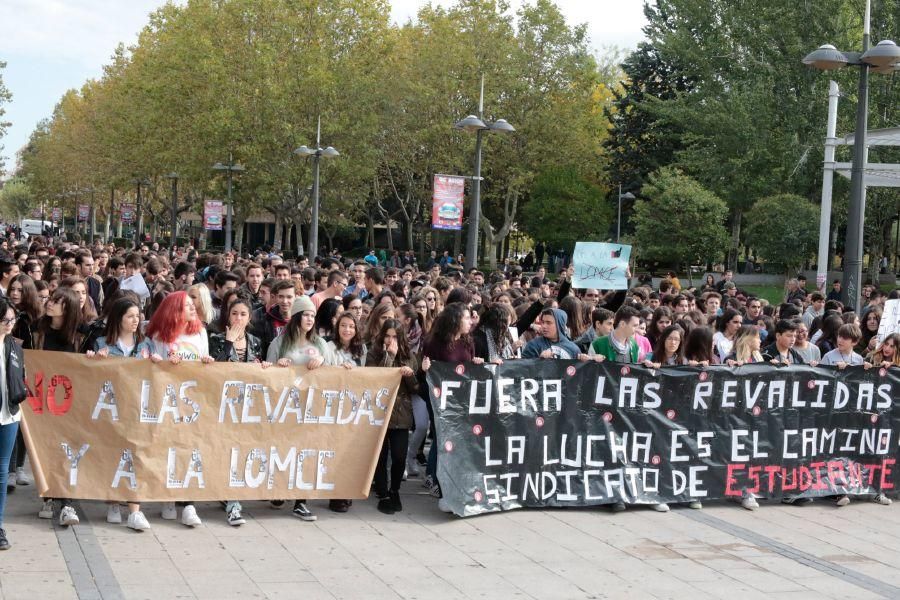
[0,318,15,325]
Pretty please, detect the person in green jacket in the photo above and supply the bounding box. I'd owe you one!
[589,305,641,363]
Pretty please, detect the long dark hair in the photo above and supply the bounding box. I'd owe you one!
[333,312,364,359]
[475,304,513,348]
[652,325,685,365]
[683,325,714,363]
[283,308,320,349]
[103,298,145,346]
[10,273,43,322]
[716,308,742,334]
[558,296,586,339]
[427,302,471,347]
[369,318,411,365]
[315,298,343,340]
[38,287,82,349]
[647,306,674,346]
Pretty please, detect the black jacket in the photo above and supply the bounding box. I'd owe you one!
[4,336,29,416]
[761,342,806,365]
[209,331,263,363]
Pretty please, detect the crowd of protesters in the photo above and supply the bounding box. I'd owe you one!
[0,234,897,551]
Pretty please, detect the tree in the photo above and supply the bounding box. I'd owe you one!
[632,167,728,270]
[745,194,820,277]
[519,167,613,253]
[0,61,10,174]
[0,178,35,221]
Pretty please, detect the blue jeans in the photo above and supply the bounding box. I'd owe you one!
[0,421,19,527]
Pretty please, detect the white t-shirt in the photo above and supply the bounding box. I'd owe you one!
[151,330,209,361]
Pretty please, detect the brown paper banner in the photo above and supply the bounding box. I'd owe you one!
[21,350,401,501]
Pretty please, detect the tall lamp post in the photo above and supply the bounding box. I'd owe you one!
[212,156,245,253]
[454,77,515,271]
[617,185,635,243]
[802,0,900,309]
[294,117,339,259]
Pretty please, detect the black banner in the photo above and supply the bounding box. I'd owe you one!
[426,360,900,517]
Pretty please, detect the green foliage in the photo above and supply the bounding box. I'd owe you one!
[519,167,613,253]
[633,167,728,266]
[0,178,35,220]
[745,194,820,276]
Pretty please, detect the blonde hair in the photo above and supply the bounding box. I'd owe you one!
[733,326,762,363]
[187,283,215,325]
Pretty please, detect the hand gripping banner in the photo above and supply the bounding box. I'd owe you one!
[21,351,401,501]
[426,360,900,517]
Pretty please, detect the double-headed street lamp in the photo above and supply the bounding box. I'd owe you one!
[802,0,900,309]
[617,185,635,243]
[454,80,515,271]
[294,117,339,259]
[212,156,245,253]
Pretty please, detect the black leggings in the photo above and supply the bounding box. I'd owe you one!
[374,429,409,497]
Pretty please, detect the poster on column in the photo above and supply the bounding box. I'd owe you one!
[120,203,135,224]
[77,204,90,222]
[426,360,900,518]
[204,200,224,230]
[20,350,402,501]
[50,207,62,224]
[877,299,900,343]
[432,175,465,230]
[571,242,631,289]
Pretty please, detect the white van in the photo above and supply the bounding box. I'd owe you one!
[20,219,53,237]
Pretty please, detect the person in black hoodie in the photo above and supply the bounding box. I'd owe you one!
[0,297,30,550]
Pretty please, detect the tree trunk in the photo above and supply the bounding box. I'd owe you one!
[405,219,414,251]
[728,209,742,272]
[234,216,246,255]
[386,218,394,252]
[295,223,304,257]
[366,212,375,249]
[273,215,283,251]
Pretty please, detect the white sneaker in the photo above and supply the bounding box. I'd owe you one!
[402,468,408,481]
[873,494,893,506]
[437,498,453,513]
[59,505,80,526]
[741,496,759,511]
[653,503,670,512]
[161,502,177,520]
[406,459,420,477]
[127,511,151,531]
[15,468,30,486]
[689,501,703,509]
[835,495,850,507]
[38,499,54,519]
[106,504,122,524]
[181,504,201,527]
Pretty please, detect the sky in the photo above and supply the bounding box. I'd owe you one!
[0,0,647,174]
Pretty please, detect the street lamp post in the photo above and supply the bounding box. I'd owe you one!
[454,77,515,271]
[212,156,245,253]
[803,0,900,309]
[294,117,339,259]
[617,185,636,243]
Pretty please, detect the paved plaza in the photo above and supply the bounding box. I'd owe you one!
[1,467,899,600]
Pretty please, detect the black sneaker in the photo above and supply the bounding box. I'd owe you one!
[269,500,285,509]
[0,528,9,551]
[292,501,317,521]
[377,497,394,515]
[390,491,402,512]
[328,500,350,513]
[416,453,427,467]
